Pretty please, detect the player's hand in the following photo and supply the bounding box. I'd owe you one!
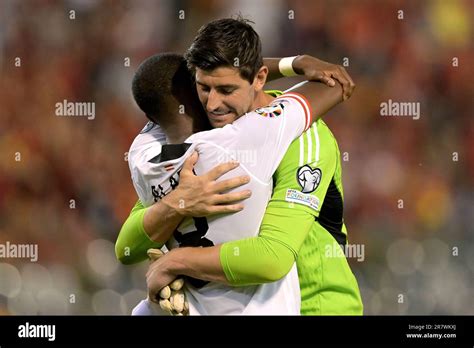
[146,249,189,316]
[293,55,355,100]
[162,151,252,217]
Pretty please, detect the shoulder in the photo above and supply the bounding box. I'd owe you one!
[260,92,311,131]
[229,93,308,128]
[278,92,311,118]
[315,120,339,150]
[129,122,166,169]
[130,122,166,151]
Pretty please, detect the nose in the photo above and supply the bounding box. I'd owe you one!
[206,89,224,112]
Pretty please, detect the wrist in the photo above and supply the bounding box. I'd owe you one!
[292,54,308,75]
[161,189,186,217]
[279,56,299,77]
[165,248,188,276]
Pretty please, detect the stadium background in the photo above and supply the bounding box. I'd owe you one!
[0,0,472,315]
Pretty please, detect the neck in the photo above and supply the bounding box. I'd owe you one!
[159,118,193,144]
[251,90,275,110]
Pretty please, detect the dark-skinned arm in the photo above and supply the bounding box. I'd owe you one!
[264,55,355,100]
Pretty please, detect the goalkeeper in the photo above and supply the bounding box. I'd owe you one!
[117,19,362,315]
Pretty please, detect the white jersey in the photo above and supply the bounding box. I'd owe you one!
[129,93,311,315]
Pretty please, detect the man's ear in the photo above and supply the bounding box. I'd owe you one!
[253,65,268,92]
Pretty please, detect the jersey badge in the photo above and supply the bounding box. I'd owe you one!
[297,165,322,193]
[255,101,286,118]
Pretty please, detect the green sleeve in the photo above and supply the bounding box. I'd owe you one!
[219,120,338,286]
[220,201,314,286]
[115,200,163,265]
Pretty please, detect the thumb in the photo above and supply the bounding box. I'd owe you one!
[182,151,198,173]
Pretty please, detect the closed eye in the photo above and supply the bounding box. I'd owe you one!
[218,88,235,95]
[199,85,210,93]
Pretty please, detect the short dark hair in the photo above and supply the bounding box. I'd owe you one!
[132,53,195,123]
[185,16,263,84]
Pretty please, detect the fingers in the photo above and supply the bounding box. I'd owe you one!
[329,71,347,100]
[205,161,240,180]
[345,70,356,98]
[308,70,336,87]
[146,269,161,302]
[300,56,355,98]
[318,72,336,87]
[148,288,159,303]
[209,204,245,214]
[213,175,250,192]
[325,78,336,87]
[333,66,355,100]
[212,190,252,205]
[319,75,336,87]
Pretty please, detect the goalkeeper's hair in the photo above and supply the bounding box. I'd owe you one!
[185,16,263,84]
[132,53,197,124]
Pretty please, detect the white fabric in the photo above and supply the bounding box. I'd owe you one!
[130,94,310,315]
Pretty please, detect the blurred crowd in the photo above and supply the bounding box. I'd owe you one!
[0,0,472,315]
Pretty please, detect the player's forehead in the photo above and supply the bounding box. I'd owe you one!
[195,66,247,87]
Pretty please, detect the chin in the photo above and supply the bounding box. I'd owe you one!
[210,119,227,128]
[209,115,238,128]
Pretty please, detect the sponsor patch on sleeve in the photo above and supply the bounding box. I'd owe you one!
[285,189,320,211]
